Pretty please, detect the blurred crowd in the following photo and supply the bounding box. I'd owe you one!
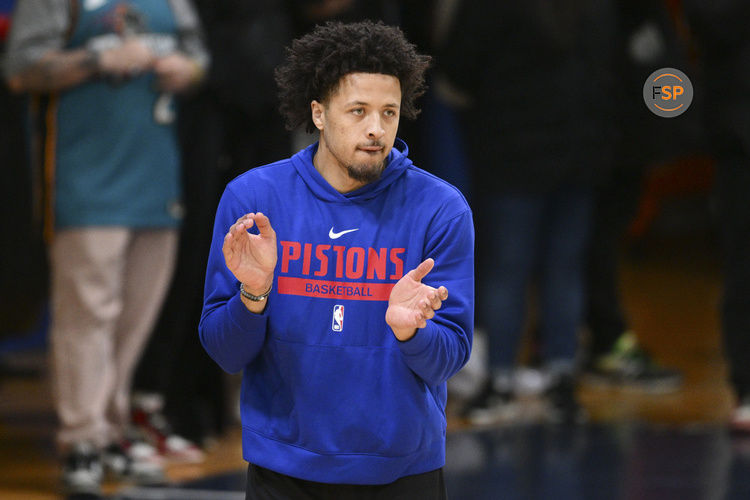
[1,0,749,497]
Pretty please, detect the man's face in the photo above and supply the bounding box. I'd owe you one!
[312,72,401,191]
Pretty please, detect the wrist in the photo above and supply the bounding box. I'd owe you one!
[240,281,273,302]
[188,58,205,85]
[392,326,418,342]
[84,48,101,77]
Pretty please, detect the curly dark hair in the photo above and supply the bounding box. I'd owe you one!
[275,20,432,133]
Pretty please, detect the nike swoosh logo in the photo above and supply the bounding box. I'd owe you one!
[329,227,359,239]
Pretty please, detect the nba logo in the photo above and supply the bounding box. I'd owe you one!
[332,305,344,332]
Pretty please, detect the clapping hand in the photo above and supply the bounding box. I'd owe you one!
[222,213,277,301]
[385,258,448,341]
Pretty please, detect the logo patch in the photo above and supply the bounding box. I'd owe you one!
[329,227,359,239]
[332,305,345,332]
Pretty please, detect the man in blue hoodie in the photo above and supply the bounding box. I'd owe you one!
[200,20,474,499]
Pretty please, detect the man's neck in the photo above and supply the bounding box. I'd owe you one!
[312,145,367,194]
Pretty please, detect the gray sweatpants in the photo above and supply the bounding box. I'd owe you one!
[49,227,177,451]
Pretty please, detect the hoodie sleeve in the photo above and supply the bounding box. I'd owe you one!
[199,186,269,374]
[397,206,474,386]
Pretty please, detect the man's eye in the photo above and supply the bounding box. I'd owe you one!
[384,109,397,117]
[351,108,364,115]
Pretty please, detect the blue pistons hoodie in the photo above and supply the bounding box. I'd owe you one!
[200,139,474,485]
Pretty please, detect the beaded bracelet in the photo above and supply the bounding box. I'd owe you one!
[240,282,272,301]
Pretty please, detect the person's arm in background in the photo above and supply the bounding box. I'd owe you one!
[157,0,209,93]
[3,0,155,93]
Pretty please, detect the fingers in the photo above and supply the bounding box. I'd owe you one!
[222,213,276,264]
[225,214,252,240]
[427,291,440,312]
[402,286,448,330]
[225,212,276,240]
[235,214,253,230]
[423,286,448,311]
[408,258,435,282]
[228,213,274,237]
[420,298,435,321]
[222,214,252,254]
[414,310,427,329]
[101,39,154,76]
[153,54,196,93]
[253,212,275,238]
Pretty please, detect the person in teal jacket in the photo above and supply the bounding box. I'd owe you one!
[4,0,207,496]
[200,20,474,499]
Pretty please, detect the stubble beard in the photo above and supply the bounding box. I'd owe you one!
[346,160,386,184]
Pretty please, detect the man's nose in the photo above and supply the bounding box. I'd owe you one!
[365,113,385,139]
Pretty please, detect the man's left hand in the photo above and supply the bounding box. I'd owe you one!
[385,258,448,341]
[154,53,202,93]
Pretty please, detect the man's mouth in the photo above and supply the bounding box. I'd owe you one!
[359,144,384,153]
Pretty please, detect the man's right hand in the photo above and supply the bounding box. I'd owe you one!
[222,213,277,300]
[7,38,154,93]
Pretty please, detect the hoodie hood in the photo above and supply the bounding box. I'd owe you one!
[291,138,412,203]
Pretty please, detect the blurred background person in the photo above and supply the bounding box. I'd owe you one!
[130,0,294,461]
[438,0,618,424]
[3,0,207,496]
[682,0,750,433]
[582,0,689,393]
[399,0,471,199]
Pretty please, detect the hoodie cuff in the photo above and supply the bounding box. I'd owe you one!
[227,292,270,332]
[397,321,437,357]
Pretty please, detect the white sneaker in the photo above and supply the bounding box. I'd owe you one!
[463,378,521,426]
[731,396,750,433]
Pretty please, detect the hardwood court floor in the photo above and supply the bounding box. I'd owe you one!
[0,225,735,499]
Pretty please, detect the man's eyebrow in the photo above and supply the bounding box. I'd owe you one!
[344,101,400,108]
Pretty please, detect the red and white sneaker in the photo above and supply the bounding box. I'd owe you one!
[161,434,205,464]
[131,392,205,464]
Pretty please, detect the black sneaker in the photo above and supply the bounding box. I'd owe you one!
[586,331,682,393]
[544,373,587,425]
[102,439,165,484]
[62,442,103,497]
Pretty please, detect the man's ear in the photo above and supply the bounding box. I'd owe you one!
[311,100,325,131]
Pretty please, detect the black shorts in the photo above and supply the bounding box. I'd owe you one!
[245,463,447,500]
